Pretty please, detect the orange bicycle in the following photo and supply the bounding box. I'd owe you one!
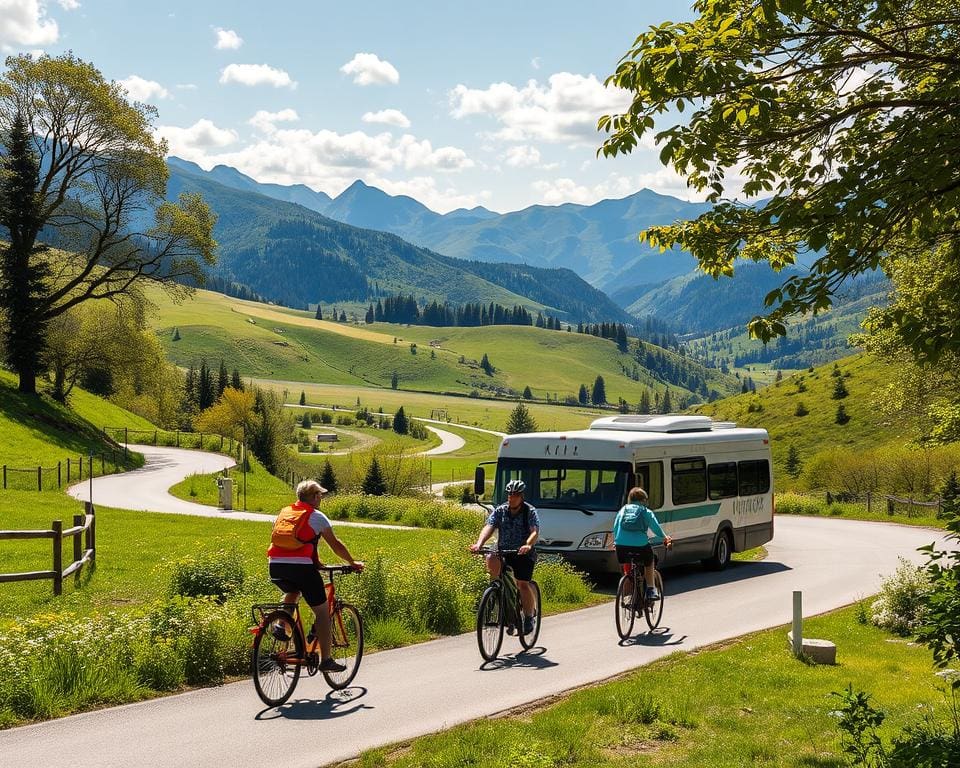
[250,564,363,706]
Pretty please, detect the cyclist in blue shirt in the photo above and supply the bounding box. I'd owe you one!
[613,486,672,601]
[469,479,540,634]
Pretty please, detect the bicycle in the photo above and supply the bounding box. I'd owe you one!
[473,547,541,661]
[250,564,363,706]
[614,547,667,639]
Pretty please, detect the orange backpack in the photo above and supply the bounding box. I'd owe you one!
[270,506,314,549]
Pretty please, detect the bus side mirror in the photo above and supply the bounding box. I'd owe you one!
[474,467,485,497]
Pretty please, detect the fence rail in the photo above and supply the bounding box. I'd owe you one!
[0,502,96,595]
[2,452,130,491]
[804,490,944,518]
[102,427,236,454]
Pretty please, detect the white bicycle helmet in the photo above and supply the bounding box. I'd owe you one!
[504,479,526,494]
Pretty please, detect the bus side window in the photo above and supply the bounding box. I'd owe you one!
[738,460,770,496]
[672,457,707,505]
[635,461,665,509]
[708,462,738,500]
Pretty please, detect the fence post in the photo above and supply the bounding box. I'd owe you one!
[58,461,61,489]
[176,430,180,448]
[67,457,71,482]
[79,455,83,481]
[85,501,96,563]
[887,497,895,515]
[88,455,93,481]
[52,520,63,596]
[125,427,128,445]
[73,514,83,586]
[2,465,4,489]
[37,466,42,491]
[792,590,803,657]
[866,491,871,513]
[220,435,224,451]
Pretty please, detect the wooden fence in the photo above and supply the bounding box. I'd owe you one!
[818,490,943,518]
[2,452,129,491]
[102,427,236,453]
[0,501,96,595]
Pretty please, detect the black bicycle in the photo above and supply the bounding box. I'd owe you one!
[473,547,541,661]
[615,548,667,639]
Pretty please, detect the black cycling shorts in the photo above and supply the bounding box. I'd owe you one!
[269,562,327,606]
[616,544,654,568]
[503,552,536,582]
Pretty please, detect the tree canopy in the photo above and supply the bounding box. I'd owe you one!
[600,0,960,361]
[0,53,217,393]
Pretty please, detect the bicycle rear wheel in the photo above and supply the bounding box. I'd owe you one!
[476,585,505,661]
[252,610,303,707]
[518,581,542,650]
[615,574,636,640]
[323,603,364,690]
[644,571,665,630]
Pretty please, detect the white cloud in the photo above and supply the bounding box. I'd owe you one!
[214,27,243,50]
[176,83,198,91]
[504,145,541,168]
[362,109,410,128]
[57,0,80,9]
[531,57,541,70]
[0,0,59,50]
[340,52,399,86]
[118,75,170,102]
[533,169,713,206]
[371,176,491,214]
[156,119,239,158]
[219,63,296,89]
[450,72,632,145]
[248,108,299,133]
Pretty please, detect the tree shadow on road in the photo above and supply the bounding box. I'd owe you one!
[255,686,374,720]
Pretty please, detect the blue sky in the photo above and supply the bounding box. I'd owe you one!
[1,0,700,213]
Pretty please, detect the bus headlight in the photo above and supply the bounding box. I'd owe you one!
[580,532,613,549]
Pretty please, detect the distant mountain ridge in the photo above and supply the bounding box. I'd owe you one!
[164,161,634,324]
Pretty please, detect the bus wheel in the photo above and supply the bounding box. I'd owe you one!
[704,529,732,571]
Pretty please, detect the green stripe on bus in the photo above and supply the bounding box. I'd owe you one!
[661,503,721,522]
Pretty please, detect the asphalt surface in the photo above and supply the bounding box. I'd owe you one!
[2,515,944,768]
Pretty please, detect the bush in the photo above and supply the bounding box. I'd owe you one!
[870,557,932,635]
[773,493,824,516]
[535,556,592,603]
[167,543,245,601]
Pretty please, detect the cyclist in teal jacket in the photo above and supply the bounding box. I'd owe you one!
[613,486,672,601]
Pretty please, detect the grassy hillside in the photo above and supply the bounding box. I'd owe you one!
[148,286,740,405]
[691,352,911,476]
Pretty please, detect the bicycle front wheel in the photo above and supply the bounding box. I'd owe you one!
[615,575,636,640]
[518,581,542,650]
[476,586,505,661]
[644,571,665,630]
[323,603,364,690]
[252,610,303,707]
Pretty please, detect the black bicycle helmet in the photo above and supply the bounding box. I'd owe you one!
[504,479,526,494]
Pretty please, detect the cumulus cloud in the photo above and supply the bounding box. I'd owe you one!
[118,75,170,102]
[504,145,541,168]
[57,0,80,9]
[156,119,239,158]
[214,27,243,50]
[371,176,491,214]
[340,52,399,86]
[219,63,296,88]
[450,72,632,145]
[533,169,713,206]
[248,108,299,133]
[362,109,410,128]
[0,0,59,50]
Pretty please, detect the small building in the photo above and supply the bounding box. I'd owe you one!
[316,433,339,443]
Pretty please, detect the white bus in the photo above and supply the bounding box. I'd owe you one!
[474,414,774,574]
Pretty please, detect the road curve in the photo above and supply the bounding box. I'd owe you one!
[1,516,946,768]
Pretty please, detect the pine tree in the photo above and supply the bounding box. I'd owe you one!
[393,406,409,435]
[301,412,312,428]
[578,383,589,406]
[231,368,243,390]
[197,360,216,409]
[217,359,229,397]
[591,375,607,405]
[391,371,399,389]
[835,404,850,424]
[480,353,493,375]
[339,310,347,322]
[172,327,181,341]
[522,385,533,400]
[638,389,651,414]
[785,445,802,478]
[362,457,387,495]
[938,471,960,519]
[832,377,848,399]
[505,402,537,434]
[315,304,323,320]
[299,390,306,405]
[320,459,338,494]
[661,387,673,413]
[795,401,809,417]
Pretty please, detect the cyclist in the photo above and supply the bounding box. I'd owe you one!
[469,478,540,634]
[613,486,672,602]
[268,479,364,673]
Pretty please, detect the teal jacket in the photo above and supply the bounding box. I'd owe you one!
[613,503,667,547]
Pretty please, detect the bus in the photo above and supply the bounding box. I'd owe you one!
[474,414,774,574]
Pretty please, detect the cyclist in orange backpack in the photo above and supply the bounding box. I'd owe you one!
[268,479,364,673]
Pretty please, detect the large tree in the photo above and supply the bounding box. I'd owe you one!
[600,1,960,362]
[0,53,217,394]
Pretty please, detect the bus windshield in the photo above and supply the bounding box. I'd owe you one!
[494,458,632,511]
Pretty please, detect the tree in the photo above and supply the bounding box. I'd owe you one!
[480,353,493,376]
[362,457,387,496]
[522,385,533,400]
[832,377,849,400]
[314,304,322,320]
[217,360,229,397]
[638,389,651,415]
[835,404,850,425]
[390,371,399,390]
[320,459,338,494]
[591,375,607,406]
[578,383,589,406]
[172,327,181,341]
[505,401,537,434]
[194,387,256,441]
[301,412,312,429]
[785,445,802,479]
[661,387,672,414]
[299,390,306,406]
[231,368,243,391]
[600,2,960,361]
[0,53,217,394]
[392,406,408,435]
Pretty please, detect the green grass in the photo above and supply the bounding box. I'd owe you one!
[148,285,739,406]
[356,605,953,768]
[775,492,947,529]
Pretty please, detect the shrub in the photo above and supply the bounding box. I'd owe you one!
[773,493,824,516]
[870,557,932,635]
[535,556,592,603]
[167,543,246,601]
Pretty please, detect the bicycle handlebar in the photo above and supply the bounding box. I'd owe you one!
[318,564,362,575]
[473,546,522,555]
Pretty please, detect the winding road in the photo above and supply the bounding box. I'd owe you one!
[7,447,946,768]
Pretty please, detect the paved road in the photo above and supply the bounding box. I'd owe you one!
[2,516,945,768]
